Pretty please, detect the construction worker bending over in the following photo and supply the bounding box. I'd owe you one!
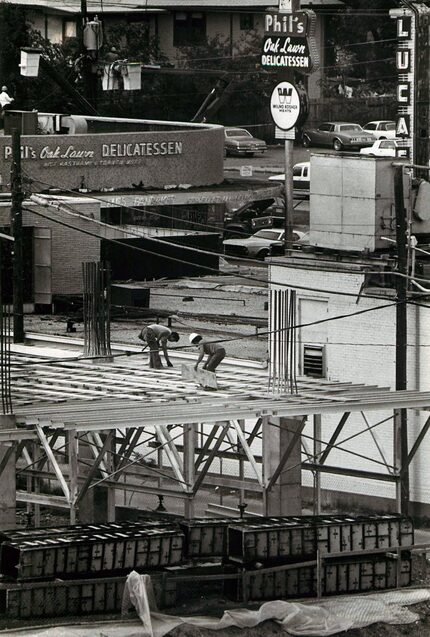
[189,333,226,372]
[139,324,179,369]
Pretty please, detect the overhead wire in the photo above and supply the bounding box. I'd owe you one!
[23,170,408,238]
[22,201,412,301]
[25,180,430,285]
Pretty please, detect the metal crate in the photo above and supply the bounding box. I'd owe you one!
[229,554,412,602]
[1,528,184,581]
[228,515,413,565]
[0,572,176,619]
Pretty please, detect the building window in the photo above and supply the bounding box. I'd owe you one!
[303,345,325,378]
[174,12,206,46]
[240,13,254,30]
[64,20,77,39]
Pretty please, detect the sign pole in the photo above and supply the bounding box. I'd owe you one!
[284,136,294,250]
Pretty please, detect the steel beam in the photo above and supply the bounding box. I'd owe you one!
[195,424,219,470]
[402,414,430,475]
[35,425,70,501]
[76,431,115,505]
[303,462,398,483]
[193,422,230,495]
[231,420,263,486]
[319,412,351,464]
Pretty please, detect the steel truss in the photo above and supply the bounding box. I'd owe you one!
[4,351,430,521]
[0,407,427,522]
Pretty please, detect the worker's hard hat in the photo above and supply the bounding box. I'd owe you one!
[189,333,200,344]
[1,86,7,91]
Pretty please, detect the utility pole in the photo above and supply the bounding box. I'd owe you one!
[79,0,98,111]
[394,165,409,514]
[10,128,24,344]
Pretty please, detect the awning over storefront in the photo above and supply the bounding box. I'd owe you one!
[97,179,283,208]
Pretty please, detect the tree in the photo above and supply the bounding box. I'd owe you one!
[0,4,30,102]
[324,0,398,97]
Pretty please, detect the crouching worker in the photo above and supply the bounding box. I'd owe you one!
[139,324,179,369]
[189,333,226,372]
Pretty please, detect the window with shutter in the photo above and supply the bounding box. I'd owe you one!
[303,345,325,378]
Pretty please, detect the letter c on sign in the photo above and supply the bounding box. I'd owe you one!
[397,84,409,104]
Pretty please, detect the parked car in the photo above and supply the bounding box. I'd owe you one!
[224,127,267,157]
[224,198,283,239]
[359,139,399,157]
[362,120,396,140]
[223,228,308,259]
[269,161,310,197]
[302,122,375,151]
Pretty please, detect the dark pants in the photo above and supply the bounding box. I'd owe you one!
[204,348,226,372]
[145,328,163,369]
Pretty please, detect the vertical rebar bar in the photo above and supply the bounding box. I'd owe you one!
[83,261,112,358]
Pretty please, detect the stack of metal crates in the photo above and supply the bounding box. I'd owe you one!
[0,518,182,619]
[224,514,413,601]
[0,514,415,617]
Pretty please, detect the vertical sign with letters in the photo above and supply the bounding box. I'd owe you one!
[391,9,415,159]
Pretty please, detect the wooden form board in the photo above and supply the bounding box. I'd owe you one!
[181,364,218,389]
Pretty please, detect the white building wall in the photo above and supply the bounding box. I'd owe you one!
[270,260,430,507]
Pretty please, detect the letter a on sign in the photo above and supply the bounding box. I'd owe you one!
[396,115,410,138]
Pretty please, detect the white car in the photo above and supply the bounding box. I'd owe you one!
[360,139,398,157]
[269,161,310,197]
[223,228,308,259]
[362,120,396,140]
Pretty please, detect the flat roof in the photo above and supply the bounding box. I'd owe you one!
[10,347,430,433]
[6,0,343,12]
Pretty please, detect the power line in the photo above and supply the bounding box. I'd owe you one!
[23,198,410,300]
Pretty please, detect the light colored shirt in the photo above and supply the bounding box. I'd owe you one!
[141,324,171,342]
[0,91,13,108]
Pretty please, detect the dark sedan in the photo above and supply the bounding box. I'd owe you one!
[302,122,375,151]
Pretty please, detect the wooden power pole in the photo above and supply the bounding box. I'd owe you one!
[10,128,24,344]
[394,165,409,514]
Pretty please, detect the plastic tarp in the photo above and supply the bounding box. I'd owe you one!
[1,572,429,637]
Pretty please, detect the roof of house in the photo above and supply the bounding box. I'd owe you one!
[3,0,343,14]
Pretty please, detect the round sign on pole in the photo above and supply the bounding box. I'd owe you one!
[270,81,301,131]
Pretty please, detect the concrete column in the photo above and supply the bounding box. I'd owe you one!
[79,431,115,524]
[0,415,17,528]
[184,423,197,520]
[263,416,302,516]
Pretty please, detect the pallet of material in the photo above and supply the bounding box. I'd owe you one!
[227,515,413,565]
[0,573,176,620]
[1,527,184,581]
[0,517,178,544]
[226,552,412,602]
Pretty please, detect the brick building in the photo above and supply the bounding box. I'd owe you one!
[267,154,430,517]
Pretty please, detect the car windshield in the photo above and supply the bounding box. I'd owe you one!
[383,123,396,131]
[226,129,251,137]
[254,230,282,240]
[338,124,362,132]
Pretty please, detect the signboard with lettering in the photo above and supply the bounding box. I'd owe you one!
[262,36,311,71]
[265,11,308,36]
[390,8,415,160]
[270,81,306,131]
[261,10,319,74]
[0,128,224,192]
